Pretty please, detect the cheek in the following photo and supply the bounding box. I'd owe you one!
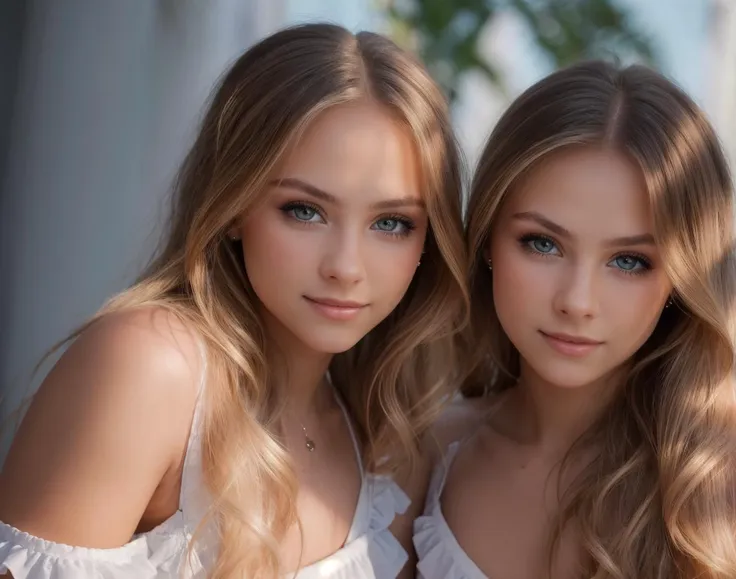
[607,278,667,341]
[492,247,549,321]
[368,216,426,287]
[367,239,424,299]
[239,213,311,290]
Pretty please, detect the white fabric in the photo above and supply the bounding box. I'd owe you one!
[0,380,410,578]
[413,442,488,579]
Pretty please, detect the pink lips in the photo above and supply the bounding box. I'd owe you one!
[304,296,367,321]
[540,331,603,357]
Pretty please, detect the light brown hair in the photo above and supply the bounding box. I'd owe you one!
[48,23,467,577]
[465,61,736,578]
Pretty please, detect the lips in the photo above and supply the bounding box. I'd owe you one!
[541,331,602,345]
[303,296,368,321]
[305,296,366,308]
[539,331,603,357]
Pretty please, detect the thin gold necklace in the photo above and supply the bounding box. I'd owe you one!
[301,422,316,452]
[298,378,334,452]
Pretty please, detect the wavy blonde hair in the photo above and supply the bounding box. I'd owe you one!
[464,61,736,578]
[44,23,467,578]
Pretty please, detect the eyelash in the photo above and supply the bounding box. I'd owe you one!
[279,202,416,238]
[377,213,416,238]
[518,233,653,276]
[280,201,323,222]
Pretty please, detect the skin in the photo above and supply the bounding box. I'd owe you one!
[0,101,429,577]
[235,101,428,572]
[437,146,673,579]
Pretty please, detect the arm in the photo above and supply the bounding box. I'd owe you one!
[0,307,201,549]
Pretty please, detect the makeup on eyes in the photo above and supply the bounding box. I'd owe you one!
[516,231,655,276]
[280,201,323,222]
[278,200,416,238]
[372,214,416,238]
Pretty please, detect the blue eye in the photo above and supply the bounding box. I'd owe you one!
[371,216,415,238]
[608,254,651,274]
[376,218,397,231]
[281,203,323,223]
[521,234,560,255]
[374,218,403,232]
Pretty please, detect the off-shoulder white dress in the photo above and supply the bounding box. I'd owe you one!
[0,373,410,578]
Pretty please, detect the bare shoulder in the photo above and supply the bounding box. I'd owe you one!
[424,396,490,462]
[0,305,204,548]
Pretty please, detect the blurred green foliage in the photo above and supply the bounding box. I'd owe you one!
[385,0,657,101]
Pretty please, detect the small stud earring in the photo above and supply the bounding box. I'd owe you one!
[417,249,426,267]
[665,297,673,308]
[487,259,493,271]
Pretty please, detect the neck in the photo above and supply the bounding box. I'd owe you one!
[281,341,334,415]
[506,361,625,456]
[262,309,334,415]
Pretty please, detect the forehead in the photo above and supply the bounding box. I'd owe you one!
[275,102,422,203]
[504,146,652,238]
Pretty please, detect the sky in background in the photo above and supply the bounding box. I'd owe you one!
[286,0,379,30]
[618,0,709,105]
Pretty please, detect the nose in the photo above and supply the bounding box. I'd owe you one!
[552,262,599,320]
[318,228,366,285]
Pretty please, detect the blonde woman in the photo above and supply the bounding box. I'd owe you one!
[415,61,736,578]
[0,23,468,578]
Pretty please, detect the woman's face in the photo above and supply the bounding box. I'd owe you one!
[234,102,428,355]
[489,146,673,390]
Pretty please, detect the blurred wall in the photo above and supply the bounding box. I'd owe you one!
[0,0,286,459]
[0,2,27,202]
[707,0,736,176]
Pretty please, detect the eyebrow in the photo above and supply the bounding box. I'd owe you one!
[269,177,425,210]
[512,211,655,247]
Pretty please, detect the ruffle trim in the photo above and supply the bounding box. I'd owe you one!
[0,518,207,579]
[0,521,158,578]
[0,474,410,579]
[289,474,411,578]
[413,441,487,579]
[414,511,487,579]
[367,474,410,531]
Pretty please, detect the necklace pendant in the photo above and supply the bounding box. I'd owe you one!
[305,437,316,452]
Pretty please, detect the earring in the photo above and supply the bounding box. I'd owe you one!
[417,249,426,267]
[665,297,673,308]
[487,259,493,271]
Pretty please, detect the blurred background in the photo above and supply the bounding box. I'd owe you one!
[0,0,734,459]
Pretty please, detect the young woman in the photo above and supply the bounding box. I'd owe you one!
[0,23,468,578]
[415,61,736,578]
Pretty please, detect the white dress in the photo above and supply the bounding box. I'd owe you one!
[413,441,488,579]
[0,376,410,578]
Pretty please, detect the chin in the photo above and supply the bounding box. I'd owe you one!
[297,331,366,355]
[525,359,608,390]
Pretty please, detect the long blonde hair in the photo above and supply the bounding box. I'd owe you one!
[50,23,467,578]
[464,61,736,578]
